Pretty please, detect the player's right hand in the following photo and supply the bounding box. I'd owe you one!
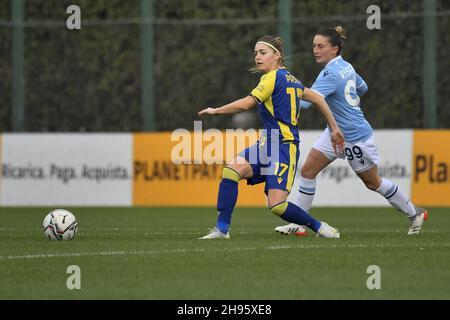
[331,129,345,156]
[198,108,217,116]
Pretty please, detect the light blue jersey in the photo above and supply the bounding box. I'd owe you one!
[302,55,372,143]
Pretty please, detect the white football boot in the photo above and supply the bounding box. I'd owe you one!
[317,222,340,239]
[199,227,230,239]
[274,223,307,236]
[408,206,429,235]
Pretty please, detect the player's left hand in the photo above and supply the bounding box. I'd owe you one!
[198,108,217,116]
[331,129,345,155]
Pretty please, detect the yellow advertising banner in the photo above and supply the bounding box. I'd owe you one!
[412,130,450,206]
[133,131,266,206]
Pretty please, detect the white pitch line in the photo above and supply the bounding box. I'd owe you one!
[0,247,256,261]
[1,243,449,261]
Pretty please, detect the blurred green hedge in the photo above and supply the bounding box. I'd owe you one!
[0,0,449,132]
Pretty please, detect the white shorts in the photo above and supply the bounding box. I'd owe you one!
[312,128,379,173]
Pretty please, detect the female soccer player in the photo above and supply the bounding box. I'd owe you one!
[275,27,428,236]
[198,35,345,239]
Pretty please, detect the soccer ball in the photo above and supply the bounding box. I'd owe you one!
[43,209,78,240]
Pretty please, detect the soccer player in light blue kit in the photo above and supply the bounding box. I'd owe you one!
[276,26,428,236]
[198,35,344,239]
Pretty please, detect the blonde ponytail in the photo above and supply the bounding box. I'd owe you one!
[334,26,347,39]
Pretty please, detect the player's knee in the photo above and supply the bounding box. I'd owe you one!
[222,167,240,182]
[269,202,288,217]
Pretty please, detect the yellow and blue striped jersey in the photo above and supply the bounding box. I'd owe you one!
[250,68,304,143]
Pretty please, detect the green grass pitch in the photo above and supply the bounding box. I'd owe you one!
[0,207,449,299]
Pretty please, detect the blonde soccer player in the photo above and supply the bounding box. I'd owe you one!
[198,35,344,239]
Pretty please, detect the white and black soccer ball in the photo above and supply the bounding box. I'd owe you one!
[43,209,78,241]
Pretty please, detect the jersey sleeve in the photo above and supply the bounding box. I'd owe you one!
[310,71,337,98]
[355,72,368,96]
[300,100,312,109]
[250,70,277,103]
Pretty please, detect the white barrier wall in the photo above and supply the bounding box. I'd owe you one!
[0,131,413,207]
[0,134,133,206]
[288,130,413,206]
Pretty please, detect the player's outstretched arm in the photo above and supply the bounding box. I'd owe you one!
[198,96,257,116]
[302,87,345,154]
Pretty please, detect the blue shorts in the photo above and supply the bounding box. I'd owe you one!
[239,138,299,194]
